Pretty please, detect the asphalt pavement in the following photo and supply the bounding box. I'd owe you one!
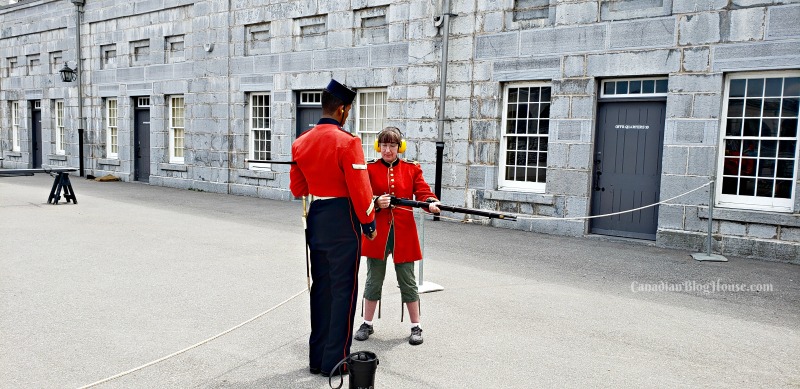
[1,173,798,388]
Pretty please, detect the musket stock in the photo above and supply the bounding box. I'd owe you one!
[388,196,517,221]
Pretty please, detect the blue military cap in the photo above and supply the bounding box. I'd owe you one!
[324,79,356,105]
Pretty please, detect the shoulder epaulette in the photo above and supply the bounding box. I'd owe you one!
[402,158,420,166]
[368,158,380,164]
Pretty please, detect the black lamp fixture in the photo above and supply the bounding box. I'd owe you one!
[59,63,77,82]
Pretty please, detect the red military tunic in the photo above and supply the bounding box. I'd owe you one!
[362,158,437,263]
[290,122,375,225]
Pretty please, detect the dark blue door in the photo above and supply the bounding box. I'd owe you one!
[590,101,666,240]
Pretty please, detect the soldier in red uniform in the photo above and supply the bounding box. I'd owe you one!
[290,79,377,377]
[354,127,440,346]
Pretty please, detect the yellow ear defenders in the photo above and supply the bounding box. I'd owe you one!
[374,129,407,153]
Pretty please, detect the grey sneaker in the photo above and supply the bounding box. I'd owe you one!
[354,323,373,341]
[409,326,423,345]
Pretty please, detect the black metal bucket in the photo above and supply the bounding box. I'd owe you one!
[329,351,379,389]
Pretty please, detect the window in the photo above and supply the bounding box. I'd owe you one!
[106,99,118,158]
[26,55,40,76]
[245,22,271,56]
[514,0,551,21]
[165,35,185,63]
[499,82,552,192]
[169,96,185,163]
[294,15,327,51]
[355,7,389,45]
[55,100,65,154]
[101,44,116,69]
[49,51,62,74]
[131,39,150,65]
[717,72,799,212]
[248,93,271,168]
[601,78,668,98]
[6,57,17,77]
[11,101,20,152]
[300,91,322,105]
[355,89,388,160]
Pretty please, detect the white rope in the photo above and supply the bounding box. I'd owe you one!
[397,181,713,223]
[78,288,308,389]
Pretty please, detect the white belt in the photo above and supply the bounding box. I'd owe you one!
[310,195,337,201]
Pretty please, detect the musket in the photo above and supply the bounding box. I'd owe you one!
[389,196,517,221]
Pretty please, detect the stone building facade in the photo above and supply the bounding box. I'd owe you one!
[1,0,798,261]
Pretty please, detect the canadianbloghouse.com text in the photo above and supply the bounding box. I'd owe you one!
[630,280,774,294]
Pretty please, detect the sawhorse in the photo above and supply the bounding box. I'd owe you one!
[0,167,79,205]
[48,171,77,205]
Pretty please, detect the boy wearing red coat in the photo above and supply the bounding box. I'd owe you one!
[355,127,440,345]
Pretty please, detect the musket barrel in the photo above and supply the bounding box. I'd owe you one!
[389,196,517,221]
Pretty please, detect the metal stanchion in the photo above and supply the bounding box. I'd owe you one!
[417,208,444,293]
[692,181,728,262]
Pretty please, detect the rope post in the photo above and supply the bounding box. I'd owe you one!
[416,208,444,293]
[692,180,728,262]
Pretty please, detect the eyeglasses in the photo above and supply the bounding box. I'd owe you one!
[379,143,399,149]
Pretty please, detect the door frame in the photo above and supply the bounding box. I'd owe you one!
[590,96,667,240]
[30,100,42,168]
[133,96,151,182]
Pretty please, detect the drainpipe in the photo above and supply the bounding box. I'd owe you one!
[72,0,85,176]
[434,0,452,219]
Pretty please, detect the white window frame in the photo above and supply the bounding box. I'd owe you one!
[499,81,552,193]
[55,100,65,155]
[715,71,800,212]
[169,96,185,164]
[106,98,118,158]
[248,93,271,170]
[354,88,388,160]
[11,101,20,152]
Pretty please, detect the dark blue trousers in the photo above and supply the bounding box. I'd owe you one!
[306,198,362,373]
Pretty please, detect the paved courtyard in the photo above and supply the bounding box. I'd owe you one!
[1,173,799,388]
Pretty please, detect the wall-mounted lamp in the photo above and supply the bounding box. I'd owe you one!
[59,63,77,82]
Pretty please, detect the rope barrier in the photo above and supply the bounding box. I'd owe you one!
[78,288,308,388]
[396,181,713,223]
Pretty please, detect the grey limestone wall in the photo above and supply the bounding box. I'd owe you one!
[1,0,798,261]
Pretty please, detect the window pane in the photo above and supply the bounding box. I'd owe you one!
[604,82,615,95]
[745,99,762,117]
[762,99,781,117]
[765,78,783,97]
[759,140,777,158]
[726,118,743,136]
[761,119,779,137]
[784,77,800,96]
[642,80,655,94]
[722,177,738,194]
[782,98,799,117]
[727,99,745,117]
[617,81,628,94]
[757,159,775,177]
[729,79,746,97]
[778,140,796,158]
[775,180,793,198]
[630,81,642,94]
[776,160,794,178]
[743,119,760,136]
[756,179,774,197]
[739,178,756,196]
[655,79,668,94]
[746,78,764,97]
[780,119,797,137]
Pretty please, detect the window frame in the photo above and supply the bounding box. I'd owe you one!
[11,101,20,152]
[169,96,185,164]
[106,98,118,159]
[498,81,552,193]
[715,70,800,213]
[354,88,388,161]
[55,100,65,155]
[248,93,272,170]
